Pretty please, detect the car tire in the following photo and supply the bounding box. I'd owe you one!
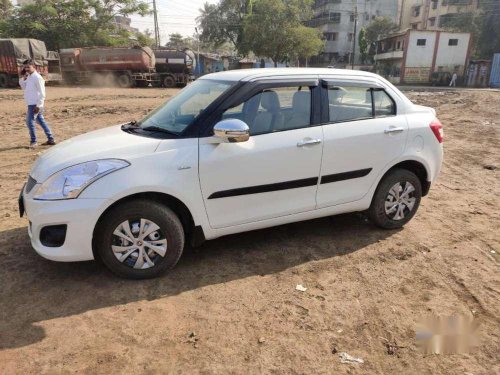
[94,200,185,279]
[368,169,422,229]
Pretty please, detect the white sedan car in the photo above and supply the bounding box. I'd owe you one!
[20,68,443,279]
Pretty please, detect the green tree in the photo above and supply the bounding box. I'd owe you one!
[242,0,321,66]
[358,27,368,64]
[166,33,185,49]
[0,0,12,18]
[196,0,251,53]
[0,0,151,49]
[365,16,399,55]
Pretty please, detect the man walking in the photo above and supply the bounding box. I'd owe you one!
[449,72,458,87]
[19,59,55,148]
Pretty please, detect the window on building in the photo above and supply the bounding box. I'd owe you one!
[396,41,401,50]
[417,39,426,46]
[350,13,355,22]
[413,6,421,17]
[329,12,341,23]
[323,32,338,41]
[411,23,419,30]
[222,86,312,135]
[448,38,459,46]
[432,0,438,9]
[429,17,436,27]
[347,33,354,42]
[365,14,370,21]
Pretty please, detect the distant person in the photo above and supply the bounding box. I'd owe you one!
[449,72,458,87]
[19,59,56,148]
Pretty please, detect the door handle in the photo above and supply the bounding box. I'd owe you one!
[384,127,404,134]
[297,139,322,147]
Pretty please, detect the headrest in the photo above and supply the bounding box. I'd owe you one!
[293,90,310,112]
[260,90,281,111]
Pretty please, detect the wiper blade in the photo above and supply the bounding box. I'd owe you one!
[142,126,179,136]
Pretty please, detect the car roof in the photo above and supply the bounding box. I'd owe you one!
[199,67,383,82]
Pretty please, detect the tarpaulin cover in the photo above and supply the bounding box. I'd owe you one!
[0,38,48,65]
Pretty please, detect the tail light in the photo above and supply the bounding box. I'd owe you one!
[430,119,443,143]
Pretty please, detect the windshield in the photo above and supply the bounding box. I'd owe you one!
[138,79,235,135]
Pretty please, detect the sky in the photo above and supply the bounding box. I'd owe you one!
[130,0,218,45]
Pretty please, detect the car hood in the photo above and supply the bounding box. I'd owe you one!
[30,125,161,182]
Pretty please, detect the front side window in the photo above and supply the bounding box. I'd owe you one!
[222,86,312,135]
[139,79,235,135]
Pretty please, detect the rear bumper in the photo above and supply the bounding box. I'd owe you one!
[23,192,113,262]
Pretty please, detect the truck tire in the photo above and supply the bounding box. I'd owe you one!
[118,74,132,88]
[163,75,176,88]
[0,74,9,88]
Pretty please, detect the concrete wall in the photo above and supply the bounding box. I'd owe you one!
[405,31,436,68]
[434,32,470,75]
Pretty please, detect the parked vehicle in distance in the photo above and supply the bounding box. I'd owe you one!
[20,68,444,279]
[59,46,195,88]
[60,46,157,88]
[0,38,49,88]
[153,48,196,87]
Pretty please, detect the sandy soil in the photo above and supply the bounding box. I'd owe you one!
[0,86,498,374]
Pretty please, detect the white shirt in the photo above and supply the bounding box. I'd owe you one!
[19,71,46,108]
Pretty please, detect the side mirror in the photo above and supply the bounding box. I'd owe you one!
[213,119,250,143]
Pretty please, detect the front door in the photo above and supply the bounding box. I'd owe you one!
[317,82,408,208]
[199,83,323,229]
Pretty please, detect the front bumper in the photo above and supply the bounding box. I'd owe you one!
[21,187,113,262]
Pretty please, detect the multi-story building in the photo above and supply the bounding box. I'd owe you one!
[399,0,480,30]
[113,16,139,33]
[308,0,400,66]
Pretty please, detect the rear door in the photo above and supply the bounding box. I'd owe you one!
[199,79,323,229]
[316,79,408,208]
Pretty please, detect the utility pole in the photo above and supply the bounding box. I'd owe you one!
[152,0,160,47]
[351,6,357,70]
[195,27,201,76]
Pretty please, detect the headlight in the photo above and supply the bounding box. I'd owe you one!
[34,159,130,200]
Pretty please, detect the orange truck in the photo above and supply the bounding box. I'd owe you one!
[0,38,50,88]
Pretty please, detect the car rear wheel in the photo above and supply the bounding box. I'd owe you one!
[368,169,422,229]
[94,200,184,279]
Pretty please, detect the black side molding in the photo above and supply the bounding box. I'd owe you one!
[320,168,372,184]
[208,177,318,199]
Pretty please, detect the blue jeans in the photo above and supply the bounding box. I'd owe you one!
[26,105,54,143]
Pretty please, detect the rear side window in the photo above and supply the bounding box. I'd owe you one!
[326,85,396,123]
[327,86,373,122]
[373,89,396,117]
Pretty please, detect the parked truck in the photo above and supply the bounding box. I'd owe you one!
[59,46,195,88]
[60,46,158,88]
[0,38,49,88]
[153,48,196,87]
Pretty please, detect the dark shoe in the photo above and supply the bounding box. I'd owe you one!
[42,139,56,146]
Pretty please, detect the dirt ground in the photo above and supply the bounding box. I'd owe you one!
[0,85,498,374]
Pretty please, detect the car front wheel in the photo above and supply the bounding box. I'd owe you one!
[368,169,422,229]
[94,200,185,279]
